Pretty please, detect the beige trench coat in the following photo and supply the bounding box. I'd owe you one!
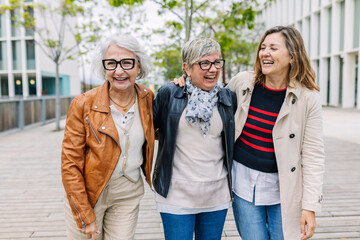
[227,71,325,239]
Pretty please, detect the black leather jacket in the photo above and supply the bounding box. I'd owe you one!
[152,83,237,199]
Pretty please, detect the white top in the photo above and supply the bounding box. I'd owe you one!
[232,161,280,205]
[156,107,231,214]
[110,98,145,182]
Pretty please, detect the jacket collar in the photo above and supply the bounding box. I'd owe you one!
[240,75,302,100]
[92,80,149,113]
[174,83,231,107]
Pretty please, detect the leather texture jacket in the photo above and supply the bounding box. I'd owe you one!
[61,81,154,228]
[152,83,237,199]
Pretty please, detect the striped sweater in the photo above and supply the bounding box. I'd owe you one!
[234,83,286,173]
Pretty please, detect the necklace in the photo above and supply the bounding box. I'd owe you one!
[109,90,136,111]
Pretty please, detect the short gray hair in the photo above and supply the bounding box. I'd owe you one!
[181,38,221,75]
[92,34,151,80]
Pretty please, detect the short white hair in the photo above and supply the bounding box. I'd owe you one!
[181,38,221,76]
[92,34,151,80]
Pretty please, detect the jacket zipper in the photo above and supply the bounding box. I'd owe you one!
[85,116,101,143]
[69,196,86,227]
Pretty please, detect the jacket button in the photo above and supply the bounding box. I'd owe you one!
[94,105,98,109]
[289,133,295,138]
[144,89,147,92]
[101,126,106,130]
[292,99,296,104]
[291,167,296,172]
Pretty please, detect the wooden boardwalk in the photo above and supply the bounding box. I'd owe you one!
[0,107,359,239]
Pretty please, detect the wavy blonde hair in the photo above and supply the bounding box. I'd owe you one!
[254,26,319,91]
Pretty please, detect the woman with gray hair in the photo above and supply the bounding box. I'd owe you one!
[61,34,155,240]
[152,38,237,239]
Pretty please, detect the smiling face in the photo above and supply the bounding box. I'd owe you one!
[105,44,140,93]
[259,32,292,82]
[183,52,221,91]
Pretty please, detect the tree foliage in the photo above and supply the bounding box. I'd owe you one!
[107,0,272,83]
[0,0,99,131]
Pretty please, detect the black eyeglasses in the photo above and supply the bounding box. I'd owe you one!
[195,59,225,70]
[102,58,136,70]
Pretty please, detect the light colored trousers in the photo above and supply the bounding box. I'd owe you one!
[64,175,144,240]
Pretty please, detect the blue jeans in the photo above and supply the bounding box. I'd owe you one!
[232,193,284,240]
[160,209,228,240]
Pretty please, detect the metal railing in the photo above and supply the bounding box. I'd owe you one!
[0,96,74,133]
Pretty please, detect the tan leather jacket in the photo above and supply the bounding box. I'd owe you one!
[61,81,154,228]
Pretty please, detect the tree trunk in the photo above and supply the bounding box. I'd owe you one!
[222,52,226,85]
[55,62,61,131]
[185,0,190,42]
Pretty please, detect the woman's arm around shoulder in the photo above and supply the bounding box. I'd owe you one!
[226,71,254,92]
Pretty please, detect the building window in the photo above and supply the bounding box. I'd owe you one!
[0,12,6,37]
[10,9,21,37]
[317,13,320,56]
[14,75,22,95]
[0,75,8,96]
[328,7,332,54]
[339,57,344,105]
[12,40,22,70]
[327,58,331,105]
[340,1,345,51]
[28,74,36,95]
[354,0,360,48]
[355,56,358,107]
[25,6,35,36]
[0,41,7,71]
[26,40,35,69]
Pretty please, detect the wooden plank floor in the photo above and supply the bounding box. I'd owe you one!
[0,107,359,240]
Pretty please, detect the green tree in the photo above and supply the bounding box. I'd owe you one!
[106,0,273,83]
[0,0,98,131]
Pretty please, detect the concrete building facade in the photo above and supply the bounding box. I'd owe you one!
[0,0,80,98]
[258,0,360,109]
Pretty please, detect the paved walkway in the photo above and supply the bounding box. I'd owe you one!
[0,107,359,239]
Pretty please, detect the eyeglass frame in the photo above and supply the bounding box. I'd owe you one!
[194,58,225,70]
[102,58,137,70]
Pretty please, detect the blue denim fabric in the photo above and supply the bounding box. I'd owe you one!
[160,209,228,240]
[232,193,284,240]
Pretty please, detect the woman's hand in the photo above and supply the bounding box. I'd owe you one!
[300,210,316,240]
[171,75,186,87]
[79,221,100,240]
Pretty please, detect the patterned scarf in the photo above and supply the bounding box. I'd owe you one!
[185,77,223,136]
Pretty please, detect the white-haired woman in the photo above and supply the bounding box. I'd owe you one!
[61,34,155,240]
[152,38,237,240]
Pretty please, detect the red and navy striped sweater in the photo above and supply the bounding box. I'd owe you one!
[234,83,286,173]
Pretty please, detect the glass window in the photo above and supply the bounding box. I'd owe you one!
[26,40,36,69]
[12,40,22,70]
[14,75,22,95]
[28,74,36,96]
[11,9,21,37]
[0,13,6,37]
[354,0,360,48]
[328,7,332,54]
[340,1,345,51]
[25,7,34,36]
[24,0,34,2]
[339,57,344,105]
[355,56,358,107]
[327,58,331,105]
[0,75,8,96]
[0,41,7,71]
[317,13,320,56]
